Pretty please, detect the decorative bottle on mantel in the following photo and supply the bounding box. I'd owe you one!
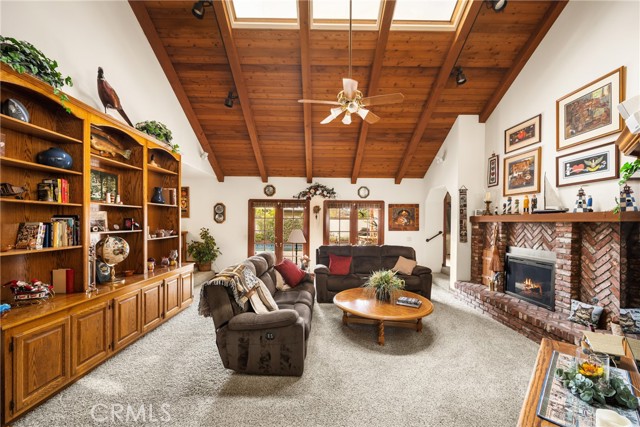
[151,187,165,204]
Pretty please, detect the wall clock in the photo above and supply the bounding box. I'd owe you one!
[264,184,276,197]
[357,186,370,198]
[214,203,226,224]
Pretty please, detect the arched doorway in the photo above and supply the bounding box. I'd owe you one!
[442,192,451,268]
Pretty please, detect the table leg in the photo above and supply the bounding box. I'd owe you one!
[417,318,423,332]
[378,320,385,346]
[342,311,348,326]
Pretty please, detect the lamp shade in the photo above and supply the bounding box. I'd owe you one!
[287,229,306,244]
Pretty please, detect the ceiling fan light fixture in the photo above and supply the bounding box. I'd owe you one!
[192,1,212,19]
[356,108,369,120]
[342,112,352,125]
[454,67,467,86]
[346,101,359,114]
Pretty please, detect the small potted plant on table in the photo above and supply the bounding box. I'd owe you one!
[363,270,405,302]
[187,228,221,272]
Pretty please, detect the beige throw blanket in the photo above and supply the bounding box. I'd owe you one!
[199,264,278,317]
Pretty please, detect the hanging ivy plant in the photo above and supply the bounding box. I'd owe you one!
[135,120,179,153]
[0,36,73,110]
[620,159,640,185]
[293,182,337,200]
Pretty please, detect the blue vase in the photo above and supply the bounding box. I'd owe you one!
[36,147,73,169]
[151,187,165,204]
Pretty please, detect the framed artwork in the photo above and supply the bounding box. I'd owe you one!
[487,154,499,187]
[556,143,619,187]
[388,204,419,231]
[90,170,119,201]
[181,187,190,218]
[459,186,468,243]
[214,203,226,224]
[556,67,625,150]
[504,114,541,153]
[89,211,108,232]
[504,147,541,196]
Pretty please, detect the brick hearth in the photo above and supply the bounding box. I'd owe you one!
[456,215,639,343]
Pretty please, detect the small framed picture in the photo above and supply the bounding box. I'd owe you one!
[504,114,541,154]
[388,204,419,231]
[90,211,108,233]
[181,187,190,218]
[556,143,619,187]
[214,203,226,224]
[487,154,499,187]
[504,147,541,196]
[556,67,625,150]
[90,169,119,202]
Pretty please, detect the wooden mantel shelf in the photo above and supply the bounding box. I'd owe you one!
[471,211,640,224]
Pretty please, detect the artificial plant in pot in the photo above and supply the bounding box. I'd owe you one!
[187,228,221,271]
[363,269,405,302]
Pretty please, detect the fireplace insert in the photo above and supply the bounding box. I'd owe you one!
[505,252,555,311]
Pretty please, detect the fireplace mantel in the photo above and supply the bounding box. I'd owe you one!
[471,211,640,223]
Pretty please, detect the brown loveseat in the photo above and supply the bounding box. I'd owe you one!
[200,252,314,376]
[314,245,433,303]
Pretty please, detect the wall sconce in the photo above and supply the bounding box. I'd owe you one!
[313,206,321,219]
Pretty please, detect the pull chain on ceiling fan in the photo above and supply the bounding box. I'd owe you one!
[298,0,404,125]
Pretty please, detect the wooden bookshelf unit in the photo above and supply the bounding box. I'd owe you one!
[0,64,193,425]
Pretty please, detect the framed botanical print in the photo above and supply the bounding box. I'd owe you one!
[504,114,541,153]
[388,204,419,231]
[556,143,619,187]
[487,154,499,187]
[504,147,541,196]
[556,67,625,150]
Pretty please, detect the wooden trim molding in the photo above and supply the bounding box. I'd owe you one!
[298,0,314,183]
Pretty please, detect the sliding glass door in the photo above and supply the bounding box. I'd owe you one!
[249,200,309,263]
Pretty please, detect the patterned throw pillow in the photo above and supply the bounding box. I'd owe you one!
[568,300,603,327]
[619,308,640,334]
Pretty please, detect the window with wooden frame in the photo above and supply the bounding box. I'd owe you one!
[323,200,385,246]
[248,199,309,263]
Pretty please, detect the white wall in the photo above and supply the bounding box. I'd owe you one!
[181,175,429,270]
[423,115,485,285]
[0,0,215,175]
[484,0,640,208]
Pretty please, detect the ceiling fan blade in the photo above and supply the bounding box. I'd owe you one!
[360,93,404,107]
[320,107,344,124]
[361,109,381,125]
[343,78,358,99]
[298,99,342,106]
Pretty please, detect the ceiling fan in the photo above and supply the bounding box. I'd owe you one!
[297,0,404,125]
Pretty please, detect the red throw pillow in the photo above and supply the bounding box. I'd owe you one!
[274,259,306,287]
[329,253,351,275]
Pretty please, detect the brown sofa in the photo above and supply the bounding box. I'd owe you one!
[200,252,314,376]
[314,245,432,303]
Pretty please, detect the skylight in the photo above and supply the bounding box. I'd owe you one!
[312,0,382,27]
[393,0,461,30]
[231,0,298,20]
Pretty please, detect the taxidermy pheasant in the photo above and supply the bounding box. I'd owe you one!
[97,67,133,126]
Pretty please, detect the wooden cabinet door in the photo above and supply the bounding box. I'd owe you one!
[180,272,193,307]
[113,290,142,351]
[12,317,70,412]
[71,301,111,376]
[164,275,180,320]
[142,280,164,333]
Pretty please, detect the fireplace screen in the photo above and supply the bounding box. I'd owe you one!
[505,254,555,311]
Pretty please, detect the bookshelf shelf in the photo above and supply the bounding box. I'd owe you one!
[147,163,178,175]
[148,235,179,241]
[91,202,143,209]
[0,245,82,257]
[0,156,83,175]
[90,154,143,171]
[0,199,82,207]
[0,114,83,145]
[89,230,143,235]
[147,202,178,208]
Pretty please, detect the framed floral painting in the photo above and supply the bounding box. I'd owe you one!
[556,67,625,150]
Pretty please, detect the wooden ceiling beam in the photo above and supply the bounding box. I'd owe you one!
[394,0,483,184]
[213,0,269,182]
[351,0,396,184]
[479,0,568,123]
[298,0,313,183]
[128,1,225,182]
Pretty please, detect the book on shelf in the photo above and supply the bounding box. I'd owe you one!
[15,222,45,250]
[40,178,69,203]
[396,296,422,308]
[52,268,74,293]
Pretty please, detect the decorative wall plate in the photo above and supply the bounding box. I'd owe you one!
[357,186,370,198]
[214,203,226,223]
[264,184,276,197]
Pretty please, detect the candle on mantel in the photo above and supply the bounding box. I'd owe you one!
[485,192,492,202]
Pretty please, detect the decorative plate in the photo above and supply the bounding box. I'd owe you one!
[214,203,225,214]
[357,186,370,199]
[264,184,276,197]
[214,203,226,223]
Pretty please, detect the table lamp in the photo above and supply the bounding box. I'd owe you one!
[287,229,306,265]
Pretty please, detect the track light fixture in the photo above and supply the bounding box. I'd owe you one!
[454,67,467,86]
[224,90,238,108]
[192,1,213,20]
[486,0,507,12]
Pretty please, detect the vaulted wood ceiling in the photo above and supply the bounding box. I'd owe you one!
[130,0,567,183]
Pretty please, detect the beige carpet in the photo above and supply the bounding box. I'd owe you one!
[12,277,539,427]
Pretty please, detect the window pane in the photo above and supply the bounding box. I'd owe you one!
[312,0,381,21]
[393,0,457,22]
[232,0,297,19]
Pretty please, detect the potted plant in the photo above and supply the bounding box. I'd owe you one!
[363,269,405,302]
[135,120,180,153]
[187,228,221,271]
[0,36,73,110]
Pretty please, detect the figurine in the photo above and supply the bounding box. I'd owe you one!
[618,185,638,212]
[514,199,520,214]
[587,195,593,210]
[169,250,178,267]
[502,202,506,215]
[531,194,538,212]
[507,197,512,215]
[573,187,592,212]
[160,257,170,267]
[523,195,530,214]
[494,206,499,215]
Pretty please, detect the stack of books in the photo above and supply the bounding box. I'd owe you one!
[396,296,422,308]
[37,178,70,203]
[15,215,80,250]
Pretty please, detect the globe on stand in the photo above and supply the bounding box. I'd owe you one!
[95,236,130,284]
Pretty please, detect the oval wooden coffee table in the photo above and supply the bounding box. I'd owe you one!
[333,288,434,346]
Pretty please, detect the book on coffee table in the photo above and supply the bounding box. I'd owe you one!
[396,296,421,308]
[582,331,626,358]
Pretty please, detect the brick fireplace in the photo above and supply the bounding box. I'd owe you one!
[455,213,640,343]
